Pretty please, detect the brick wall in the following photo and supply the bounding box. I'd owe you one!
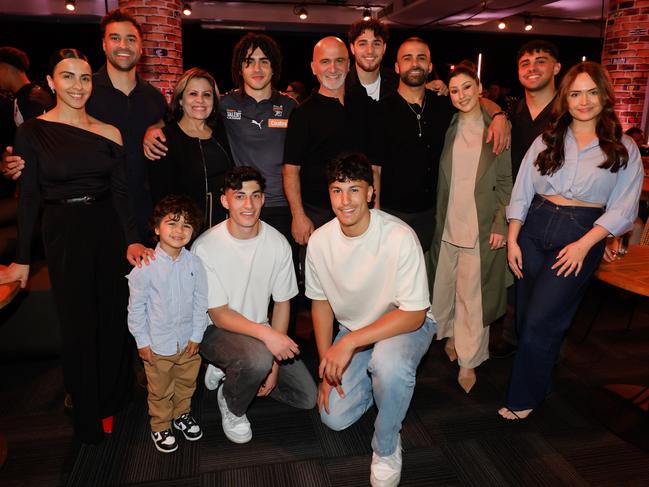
[118,0,183,102]
[602,0,649,131]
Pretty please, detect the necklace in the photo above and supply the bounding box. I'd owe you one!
[405,96,426,137]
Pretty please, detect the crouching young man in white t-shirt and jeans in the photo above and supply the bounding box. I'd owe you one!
[192,166,316,444]
[306,153,436,487]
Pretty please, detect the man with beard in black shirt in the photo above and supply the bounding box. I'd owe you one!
[369,37,509,250]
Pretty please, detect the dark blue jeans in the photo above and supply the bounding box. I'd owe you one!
[507,195,605,410]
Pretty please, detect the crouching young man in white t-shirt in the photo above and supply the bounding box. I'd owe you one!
[192,166,316,444]
[306,153,436,487]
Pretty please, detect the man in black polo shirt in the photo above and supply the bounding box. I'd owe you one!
[0,47,54,258]
[369,37,509,250]
[491,40,560,358]
[283,36,366,245]
[220,33,296,243]
[0,47,54,180]
[0,47,53,132]
[88,9,167,242]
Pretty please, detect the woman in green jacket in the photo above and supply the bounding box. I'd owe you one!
[428,62,512,393]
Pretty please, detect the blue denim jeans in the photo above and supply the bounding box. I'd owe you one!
[507,195,605,410]
[320,316,436,456]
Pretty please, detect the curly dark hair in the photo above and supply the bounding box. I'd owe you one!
[223,166,266,193]
[0,47,29,72]
[326,152,373,186]
[231,33,282,91]
[100,8,143,38]
[169,68,220,127]
[535,61,628,176]
[348,19,389,44]
[516,40,559,63]
[48,48,88,76]
[150,194,203,239]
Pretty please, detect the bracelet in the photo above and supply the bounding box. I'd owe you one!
[492,111,508,119]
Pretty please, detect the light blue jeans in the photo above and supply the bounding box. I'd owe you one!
[320,316,436,456]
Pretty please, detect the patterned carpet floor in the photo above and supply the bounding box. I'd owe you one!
[1,285,648,486]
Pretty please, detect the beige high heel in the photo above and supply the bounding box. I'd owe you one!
[458,367,476,393]
[444,338,458,362]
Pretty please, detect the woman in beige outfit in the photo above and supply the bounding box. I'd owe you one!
[428,62,512,393]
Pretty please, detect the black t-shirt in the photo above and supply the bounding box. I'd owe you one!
[86,65,168,241]
[369,90,454,213]
[284,91,367,209]
[509,96,555,179]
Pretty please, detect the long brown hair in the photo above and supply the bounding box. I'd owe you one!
[535,61,628,175]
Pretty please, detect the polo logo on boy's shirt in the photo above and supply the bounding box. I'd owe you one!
[226,109,242,120]
[268,119,288,128]
[272,105,284,117]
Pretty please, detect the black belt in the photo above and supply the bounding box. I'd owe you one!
[44,190,111,205]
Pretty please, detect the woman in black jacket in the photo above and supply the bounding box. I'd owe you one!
[150,68,232,230]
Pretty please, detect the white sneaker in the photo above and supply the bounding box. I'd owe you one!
[370,435,402,487]
[217,385,252,444]
[204,364,225,391]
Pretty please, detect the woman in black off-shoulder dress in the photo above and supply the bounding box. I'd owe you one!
[0,49,152,443]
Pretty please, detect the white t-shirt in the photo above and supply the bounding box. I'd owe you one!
[305,209,431,331]
[362,74,381,101]
[191,220,298,324]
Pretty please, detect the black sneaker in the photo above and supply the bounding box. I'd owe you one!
[151,428,178,453]
[173,413,203,441]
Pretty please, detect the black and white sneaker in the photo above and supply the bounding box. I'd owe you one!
[151,428,178,453]
[173,412,203,441]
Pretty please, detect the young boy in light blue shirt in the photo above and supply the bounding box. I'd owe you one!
[127,195,208,453]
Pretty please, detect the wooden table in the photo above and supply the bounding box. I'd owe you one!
[595,245,649,297]
[581,245,649,341]
[0,265,20,309]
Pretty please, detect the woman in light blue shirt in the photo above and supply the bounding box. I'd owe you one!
[499,61,643,420]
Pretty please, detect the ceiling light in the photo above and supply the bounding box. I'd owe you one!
[65,0,75,11]
[183,3,192,16]
[362,8,371,21]
[294,6,308,20]
[524,17,533,31]
[497,20,506,30]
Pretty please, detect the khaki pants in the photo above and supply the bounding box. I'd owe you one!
[144,348,201,432]
[432,240,489,369]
